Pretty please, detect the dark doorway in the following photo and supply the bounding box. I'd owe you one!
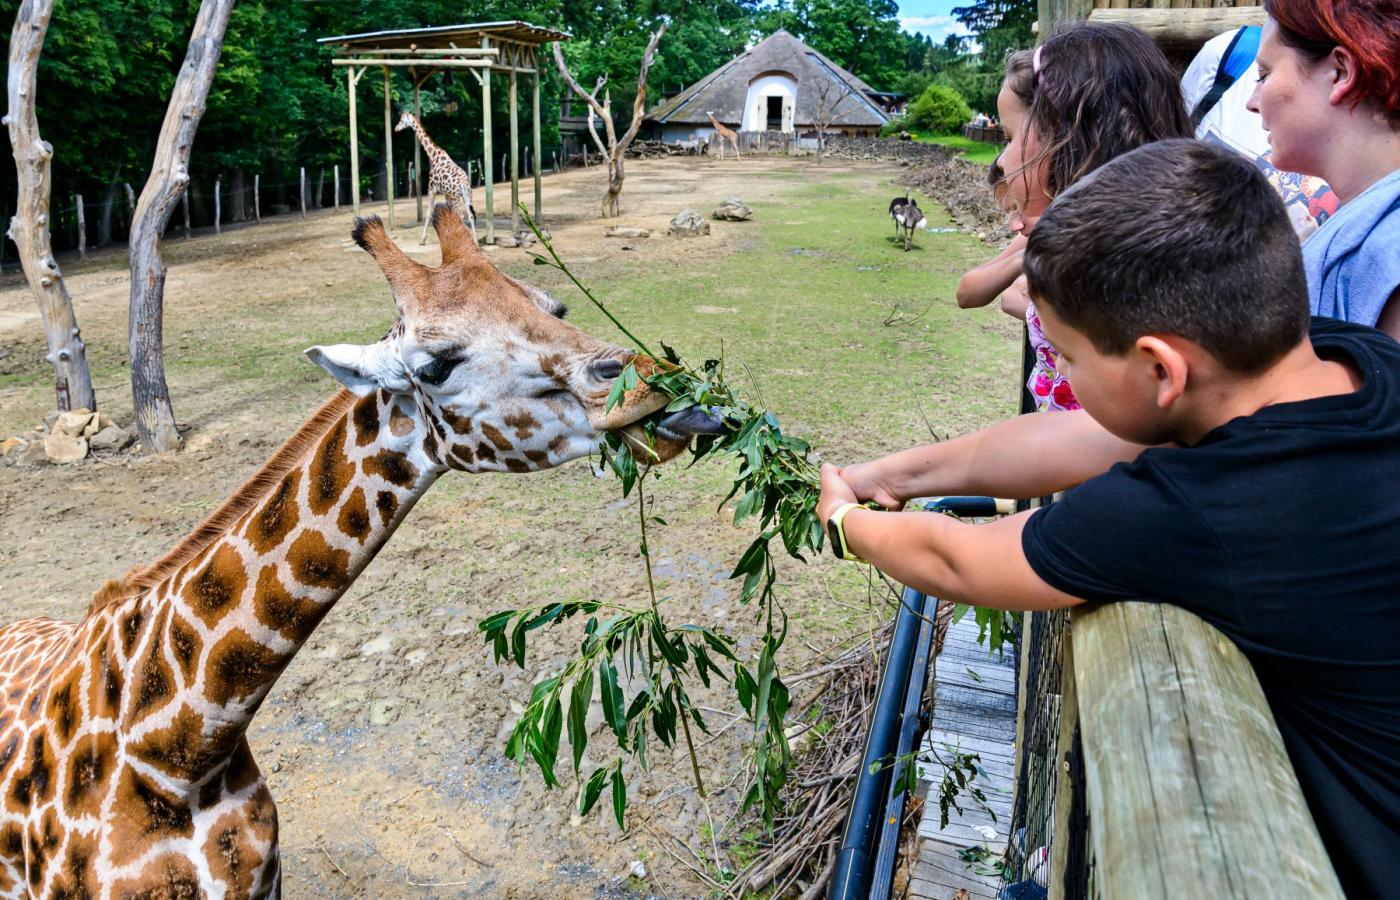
[766,95,783,130]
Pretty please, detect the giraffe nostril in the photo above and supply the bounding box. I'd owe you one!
[590,359,626,381]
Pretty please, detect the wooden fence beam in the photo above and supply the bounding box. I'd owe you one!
[1086,7,1266,47]
[1072,602,1344,899]
[254,174,260,223]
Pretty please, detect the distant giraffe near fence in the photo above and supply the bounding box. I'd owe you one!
[707,112,741,161]
[395,112,478,245]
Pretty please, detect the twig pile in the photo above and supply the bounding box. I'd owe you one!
[721,596,956,900]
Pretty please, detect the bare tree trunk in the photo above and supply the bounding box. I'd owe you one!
[5,0,96,412]
[554,25,667,219]
[128,0,234,453]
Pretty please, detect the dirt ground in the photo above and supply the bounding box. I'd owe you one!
[0,156,1020,898]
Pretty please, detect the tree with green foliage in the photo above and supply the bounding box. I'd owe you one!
[906,83,973,136]
[756,0,905,90]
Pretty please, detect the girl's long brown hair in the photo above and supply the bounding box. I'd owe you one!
[1006,22,1194,199]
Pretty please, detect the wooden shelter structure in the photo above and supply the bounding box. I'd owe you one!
[319,21,569,245]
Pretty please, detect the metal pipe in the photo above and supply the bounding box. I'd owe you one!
[829,583,926,899]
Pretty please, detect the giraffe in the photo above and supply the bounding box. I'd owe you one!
[395,112,478,246]
[0,205,720,900]
[706,112,741,161]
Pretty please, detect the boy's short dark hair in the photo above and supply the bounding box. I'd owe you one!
[1022,139,1310,372]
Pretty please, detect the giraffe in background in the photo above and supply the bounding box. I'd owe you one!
[707,111,741,160]
[395,112,477,245]
[0,205,719,899]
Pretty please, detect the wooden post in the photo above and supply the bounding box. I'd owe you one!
[509,66,520,234]
[213,179,221,234]
[413,78,423,224]
[254,174,261,223]
[348,66,361,216]
[1072,603,1345,899]
[1047,619,1078,900]
[125,183,135,219]
[182,188,190,239]
[299,167,307,218]
[481,36,494,245]
[334,164,340,211]
[533,63,542,224]
[382,66,394,229]
[75,194,86,257]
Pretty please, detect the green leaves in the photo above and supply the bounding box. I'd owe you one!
[476,227,828,836]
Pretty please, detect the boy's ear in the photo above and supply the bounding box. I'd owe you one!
[305,342,412,396]
[1135,336,1189,410]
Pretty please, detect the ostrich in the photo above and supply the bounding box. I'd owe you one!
[889,192,927,251]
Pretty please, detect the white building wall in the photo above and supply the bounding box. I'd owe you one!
[742,74,798,132]
[659,124,716,143]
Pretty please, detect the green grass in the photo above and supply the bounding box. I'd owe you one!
[916,134,1003,166]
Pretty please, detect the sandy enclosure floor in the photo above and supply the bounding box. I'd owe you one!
[0,156,1020,898]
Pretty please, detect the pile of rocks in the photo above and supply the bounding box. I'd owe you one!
[2,408,136,466]
[821,136,962,166]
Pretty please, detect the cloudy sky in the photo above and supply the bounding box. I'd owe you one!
[896,0,973,43]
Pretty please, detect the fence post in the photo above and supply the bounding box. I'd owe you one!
[75,194,86,258]
[254,174,261,223]
[124,183,135,220]
[334,164,341,211]
[214,179,221,234]
[300,167,307,218]
[182,188,191,239]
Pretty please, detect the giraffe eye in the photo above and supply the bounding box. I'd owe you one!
[417,356,461,387]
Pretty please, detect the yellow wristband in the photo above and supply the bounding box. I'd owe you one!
[827,502,870,565]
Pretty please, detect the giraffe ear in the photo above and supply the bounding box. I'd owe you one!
[305,342,411,396]
[431,203,478,265]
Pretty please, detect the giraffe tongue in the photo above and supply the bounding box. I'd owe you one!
[617,422,690,464]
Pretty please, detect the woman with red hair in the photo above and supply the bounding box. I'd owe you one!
[1249,0,1400,339]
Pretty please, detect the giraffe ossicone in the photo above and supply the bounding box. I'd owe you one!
[0,204,713,899]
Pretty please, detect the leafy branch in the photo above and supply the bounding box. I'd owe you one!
[477,207,833,831]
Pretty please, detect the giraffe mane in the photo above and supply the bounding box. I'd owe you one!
[87,389,359,615]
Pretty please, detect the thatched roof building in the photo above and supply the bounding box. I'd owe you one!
[645,30,891,142]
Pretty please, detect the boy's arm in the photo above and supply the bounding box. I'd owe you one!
[818,466,1082,611]
[840,408,1148,508]
[955,235,1026,309]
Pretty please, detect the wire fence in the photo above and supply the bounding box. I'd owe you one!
[997,328,1097,899]
[8,142,567,261]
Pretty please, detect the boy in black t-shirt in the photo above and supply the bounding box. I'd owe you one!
[820,139,1400,899]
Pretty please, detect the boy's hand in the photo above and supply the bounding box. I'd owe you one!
[837,461,904,511]
[817,464,859,523]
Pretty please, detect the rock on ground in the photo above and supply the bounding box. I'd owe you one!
[604,225,651,239]
[43,433,88,465]
[90,425,133,453]
[668,209,710,237]
[712,198,752,220]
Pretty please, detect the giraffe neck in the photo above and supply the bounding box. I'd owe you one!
[404,114,440,156]
[110,389,446,781]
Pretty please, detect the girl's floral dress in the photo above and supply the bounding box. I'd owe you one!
[1026,300,1080,412]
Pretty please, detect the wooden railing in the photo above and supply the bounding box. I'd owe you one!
[1022,602,1345,899]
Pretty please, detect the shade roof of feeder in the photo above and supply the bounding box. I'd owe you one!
[318,21,570,50]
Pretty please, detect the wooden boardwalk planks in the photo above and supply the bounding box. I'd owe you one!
[911,613,1019,900]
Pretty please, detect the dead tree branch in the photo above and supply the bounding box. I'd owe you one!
[127,0,234,452]
[554,25,668,217]
[5,0,96,413]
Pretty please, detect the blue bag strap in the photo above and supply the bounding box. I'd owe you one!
[1191,26,1262,127]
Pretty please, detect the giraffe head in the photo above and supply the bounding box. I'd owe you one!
[393,111,416,133]
[307,204,707,473]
